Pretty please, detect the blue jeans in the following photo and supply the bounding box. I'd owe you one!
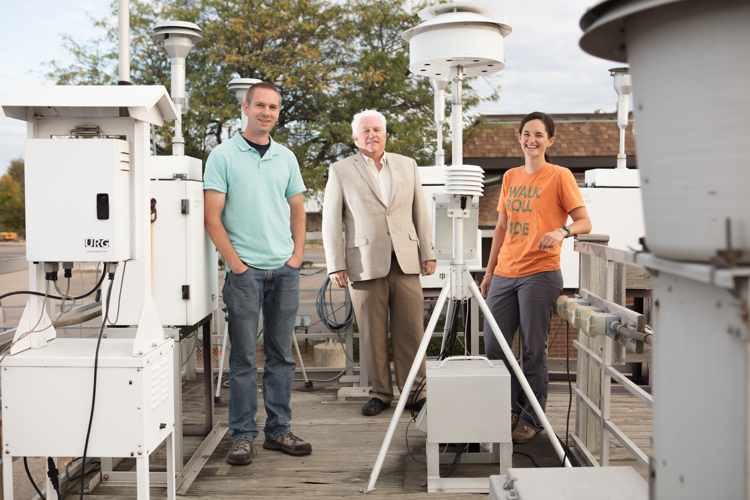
[223,263,299,441]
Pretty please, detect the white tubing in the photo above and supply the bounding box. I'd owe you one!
[362,280,451,493]
[118,0,130,83]
[292,328,310,384]
[215,321,229,399]
[469,279,572,467]
[450,66,463,166]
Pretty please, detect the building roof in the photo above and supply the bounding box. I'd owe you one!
[469,113,637,228]
[479,185,502,229]
[462,113,637,172]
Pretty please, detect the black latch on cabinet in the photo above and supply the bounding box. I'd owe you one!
[96,193,110,220]
[182,285,190,300]
[181,199,189,214]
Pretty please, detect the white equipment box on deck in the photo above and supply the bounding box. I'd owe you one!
[418,356,512,493]
[490,467,648,500]
[1,338,174,457]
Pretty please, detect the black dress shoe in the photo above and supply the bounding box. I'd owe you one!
[362,398,390,416]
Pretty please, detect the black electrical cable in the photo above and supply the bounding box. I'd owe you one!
[61,457,82,500]
[549,313,564,348]
[47,457,61,499]
[80,276,115,500]
[562,320,573,467]
[440,443,465,477]
[62,459,101,500]
[314,274,358,365]
[316,275,354,334]
[438,301,461,360]
[0,264,107,302]
[513,450,541,468]
[106,260,128,325]
[24,457,45,500]
[409,375,427,419]
[405,417,426,464]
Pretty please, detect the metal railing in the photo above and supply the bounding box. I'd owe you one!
[571,237,653,469]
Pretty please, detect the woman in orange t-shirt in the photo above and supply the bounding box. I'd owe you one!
[480,112,591,444]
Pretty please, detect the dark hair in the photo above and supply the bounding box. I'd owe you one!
[245,82,281,104]
[519,111,555,163]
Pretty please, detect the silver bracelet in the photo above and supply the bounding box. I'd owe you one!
[483,274,492,278]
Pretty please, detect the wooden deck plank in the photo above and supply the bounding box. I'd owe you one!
[65,377,653,498]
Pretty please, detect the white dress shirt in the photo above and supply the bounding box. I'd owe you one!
[361,152,392,207]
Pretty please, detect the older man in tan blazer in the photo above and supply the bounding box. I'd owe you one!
[322,109,436,416]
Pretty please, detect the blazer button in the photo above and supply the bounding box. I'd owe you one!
[387,231,390,235]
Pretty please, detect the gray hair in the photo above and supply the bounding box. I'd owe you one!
[351,109,387,138]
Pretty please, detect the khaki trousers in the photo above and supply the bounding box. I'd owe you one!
[349,257,427,404]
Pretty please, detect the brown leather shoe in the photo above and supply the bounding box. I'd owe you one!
[263,432,312,456]
[511,412,520,431]
[512,425,537,444]
[226,438,257,465]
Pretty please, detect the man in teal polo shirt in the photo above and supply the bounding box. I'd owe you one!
[204,82,311,465]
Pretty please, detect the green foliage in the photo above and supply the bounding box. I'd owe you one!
[0,173,25,235]
[46,0,499,192]
[7,158,24,191]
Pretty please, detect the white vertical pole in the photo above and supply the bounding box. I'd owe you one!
[616,93,628,169]
[450,66,463,166]
[118,0,130,84]
[171,58,185,156]
[430,77,448,166]
[362,281,451,492]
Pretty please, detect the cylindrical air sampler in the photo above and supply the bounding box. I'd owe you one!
[227,78,262,132]
[118,0,130,84]
[403,2,511,167]
[429,77,449,166]
[610,67,632,169]
[581,0,750,263]
[153,21,203,156]
[403,2,510,263]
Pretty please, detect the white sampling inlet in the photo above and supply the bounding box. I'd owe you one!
[227,78,261,132]
[610,67,631,169]
[153,21,203,156]
[118,0,130,84]
[429,77,449,166]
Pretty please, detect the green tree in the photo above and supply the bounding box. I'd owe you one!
[7,158,24,191]
[46,0,497,192]
[0,174,25,235]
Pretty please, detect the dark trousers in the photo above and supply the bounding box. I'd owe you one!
[483,270,563,432]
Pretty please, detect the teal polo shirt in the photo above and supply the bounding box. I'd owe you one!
[204,133,306,270]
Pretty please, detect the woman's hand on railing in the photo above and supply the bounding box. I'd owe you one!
[537,229,565,250]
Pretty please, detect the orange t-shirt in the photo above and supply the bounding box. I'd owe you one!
[494,163,584,278]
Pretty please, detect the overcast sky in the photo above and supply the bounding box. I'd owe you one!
[0,0,619,174]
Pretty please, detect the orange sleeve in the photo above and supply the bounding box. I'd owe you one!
[558,168,585,214]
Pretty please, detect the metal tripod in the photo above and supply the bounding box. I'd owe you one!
[361,207,572,493]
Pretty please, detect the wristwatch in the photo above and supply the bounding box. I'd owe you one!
[559,226,571,238]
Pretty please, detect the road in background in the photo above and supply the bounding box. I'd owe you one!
[0,241,25,260]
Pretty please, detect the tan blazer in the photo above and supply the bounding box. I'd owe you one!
[322,152,435,282]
